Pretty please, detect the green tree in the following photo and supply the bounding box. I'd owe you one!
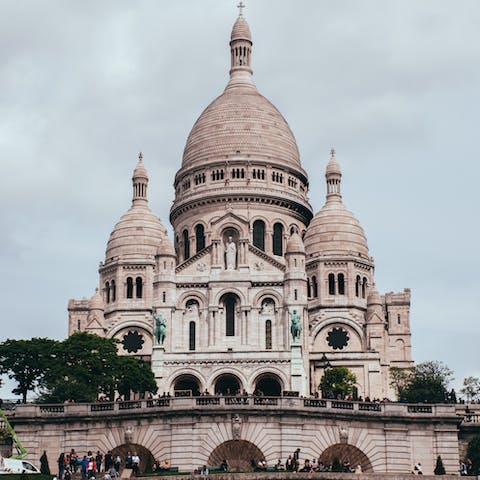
[390,366,414,400]
[0,338,57,402]
[434,455,445,475]
[115,356,158,401]
[319,367,357,399]
[460,376,480,403]
[467,435,480,475]
[391,361,453,403]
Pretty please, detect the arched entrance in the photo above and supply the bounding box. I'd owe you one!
[319,444,372,473]
[214,373,242,395]
[111,443,154,474]
[254,373,282,396]
[173,374,201,396]
[209,440,265,472]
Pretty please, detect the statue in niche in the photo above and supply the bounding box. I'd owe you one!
[339,426,348,443]
[288,309,302,341]
[231,414,242,440]
[225,236,237,270]
[261,299,275,315]
[152,309,166,345]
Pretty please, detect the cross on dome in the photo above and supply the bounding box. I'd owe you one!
[330,146,335,158]
[138,151,143,161]
[237,1,245,16]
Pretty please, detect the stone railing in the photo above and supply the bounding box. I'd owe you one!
[10,398,461,420]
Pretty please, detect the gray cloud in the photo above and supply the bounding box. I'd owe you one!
[1,0,479,396]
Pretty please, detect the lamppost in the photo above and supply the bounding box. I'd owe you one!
[318,353,332,398]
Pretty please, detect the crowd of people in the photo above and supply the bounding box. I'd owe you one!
[56,450,141,480]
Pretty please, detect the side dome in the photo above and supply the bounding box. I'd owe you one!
[286,231,305,254]
[105,153,167,261]
[106,206,167,261]
[304,149,369,259]
[304,202,369,258]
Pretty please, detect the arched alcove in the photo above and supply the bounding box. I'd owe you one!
[111,443,154,474]
[214,373,242,395]
[208,440,265,472]
[173,374,201,396]
[254,373,282,396]
[319,443,372,473]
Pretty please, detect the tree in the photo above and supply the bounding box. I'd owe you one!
[467,435,480,475]
[434,455,445,475]
[390,366,414,400]
[115,356,158,401]
[319,367,357,399]
[460,376,480,403]
[0,338,57,402]
[391,361,453,403]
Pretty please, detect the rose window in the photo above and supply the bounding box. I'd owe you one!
[122,330,144,353]
[327,327,349,350]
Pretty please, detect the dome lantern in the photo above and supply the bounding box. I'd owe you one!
[132,151,149,206]
[325,147,342,203]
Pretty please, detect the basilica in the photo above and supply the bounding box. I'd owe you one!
[68,8,413,400]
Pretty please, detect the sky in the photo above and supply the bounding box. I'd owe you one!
[1,0,479,398]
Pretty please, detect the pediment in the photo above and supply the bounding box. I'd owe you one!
[211,211,249,227]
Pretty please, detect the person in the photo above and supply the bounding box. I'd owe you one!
[95,452,103,473]
[414,462,423,474]
[104,451,113,472]
[225,236,237,270]
[220,459,229,472]
[293,448,301,472]
[275,459,284,471]
[114,455,121,473]
[108,466,118,478]
[125,452,133,470]
[200,465,209,475]
[81,456,88,480]
[355,464,362,474]
[131,452,140,476]
[285,455,293,471]
[87,456,96,479]
[64,467,72,480]
[343,458,351,472]
[58,453,65,480]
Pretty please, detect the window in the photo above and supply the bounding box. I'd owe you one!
[162,291,166,303]
[362,277,367,299]
[77,319,81,331]
[273,223,284,256]
[397,314,401,325]
[338,273,345,295]
[195,224,205,253]
[307,278,311,298]
[105,282,110,304]
[355,275,361,297]
[189,322,196,351]
[136,277,143,298]
[223,293,237,336]
[111,280,116,302]
[265,320,272,350]
[253,220,265,251]
[312,275,318,298]
[126,277,133,299]
[328,273,335,295]
[294,289,298,300]
[183,229,190,260]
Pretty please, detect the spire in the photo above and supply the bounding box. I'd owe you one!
[325,147,342,203]
[226,2,255,91]
[132,151,149,206]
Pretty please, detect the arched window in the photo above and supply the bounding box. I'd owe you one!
[307,278,311,298]
[397,314,401,325]
[253,220,265,251]
[111,280,116,302]
[338,273,345,295]
[162,291,166,303]
[126,277,133,299]
[355,275,361,297]
[182,229,190,260]
[222,293,238,337]
[195,224,205,253]
[105,282,110,304]
[362,277,368,298]
[265,320,272,350]
[328,273,335,295]
[312,275,318,298]
[189,322,196,351]
[294,289,298,300]
[273,223,284,256]
[135,277,143,298]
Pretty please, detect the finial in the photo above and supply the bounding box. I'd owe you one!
[237,1,245,16]
[330,146,335,158]
[138,151,143,162]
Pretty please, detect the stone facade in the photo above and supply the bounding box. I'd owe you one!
[68,10,413,401]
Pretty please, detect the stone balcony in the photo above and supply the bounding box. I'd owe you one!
[8,397,468,422]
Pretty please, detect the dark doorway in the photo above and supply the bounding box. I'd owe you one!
[209,440,265,472]
[173,374,201,396]
[254,374,282,396]
[214,374,241,396]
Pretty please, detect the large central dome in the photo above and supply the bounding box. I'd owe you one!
[181,14,301,170]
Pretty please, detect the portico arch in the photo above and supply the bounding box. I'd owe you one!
[319,443,372,473]
[111,443,154,474]
[214,373,242,395]
[208,440,265,472]
[253,372,283,396]
[173,374,202,396]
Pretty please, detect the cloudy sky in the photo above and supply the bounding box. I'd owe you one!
[1,0,479,398]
